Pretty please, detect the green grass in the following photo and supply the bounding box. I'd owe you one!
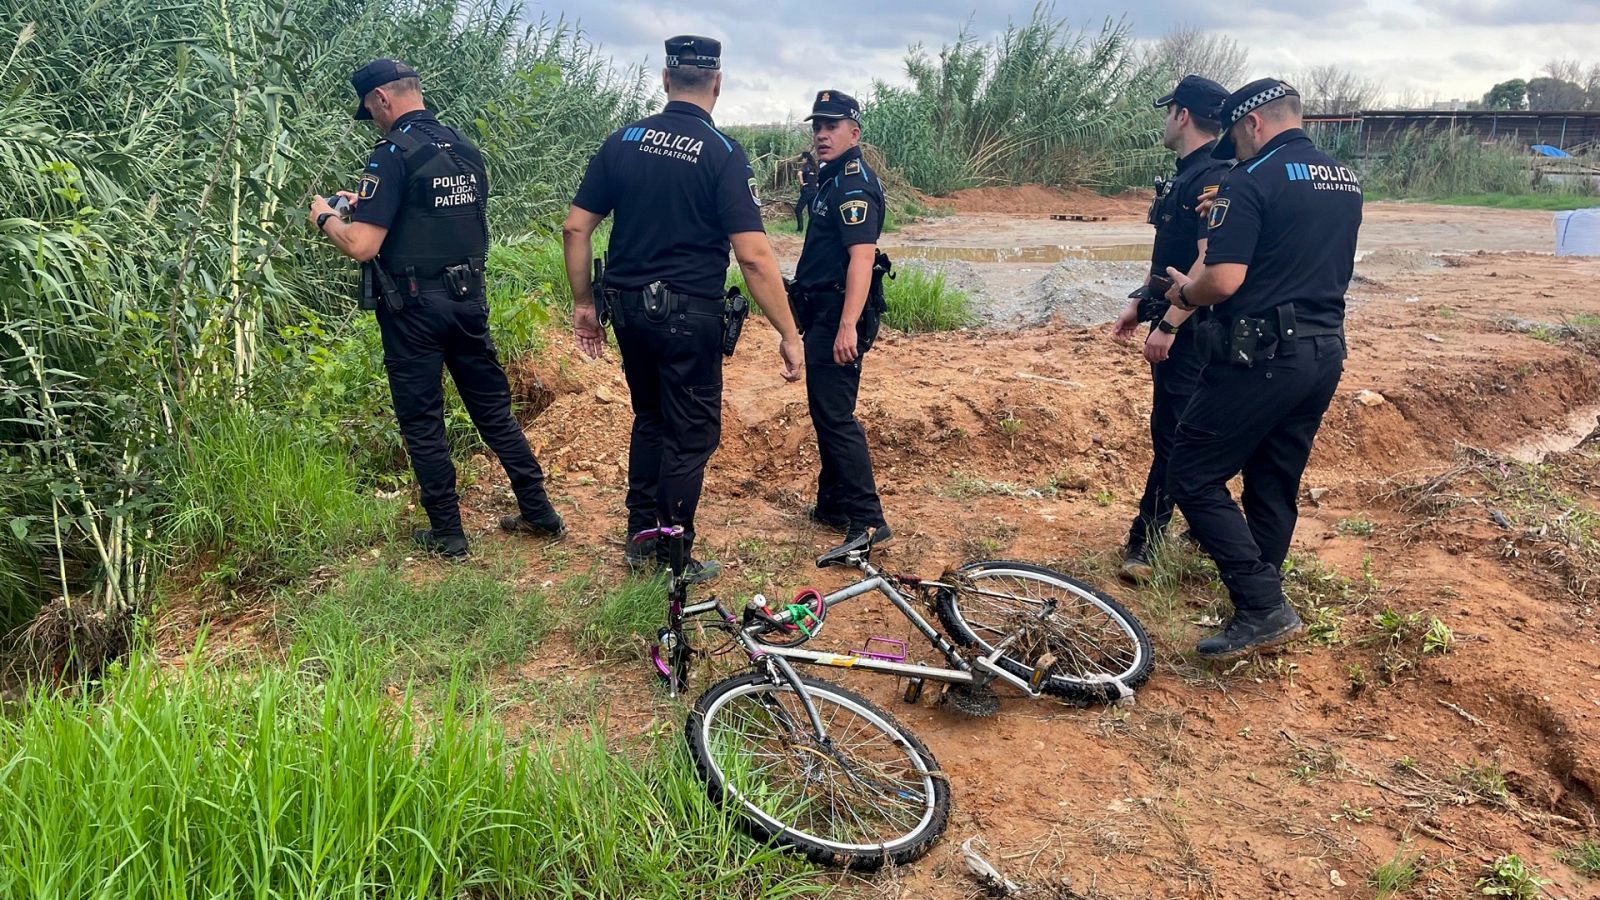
[287,563,548,682]
[1426,193,1598,211]
[565,573,669,658]
[162,410,397,585]
[1335,516,1376,536]
[1561,841,1600,877]
[1476,855,1548,898]
[1369,847,1422,898]
[0,650,825,899]
[883,267,977,332]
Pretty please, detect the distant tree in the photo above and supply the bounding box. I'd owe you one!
[1150,25,1250,88]
[1539,59,1599,109]
[1526,75,1587,110]
[1482,79,1527,110]
[1293,65,1382,115]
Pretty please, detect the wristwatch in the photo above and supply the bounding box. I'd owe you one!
[1155,318,1180,335]
[316,211,336,232]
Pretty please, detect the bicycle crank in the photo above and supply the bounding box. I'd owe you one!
[944,683,1000,717]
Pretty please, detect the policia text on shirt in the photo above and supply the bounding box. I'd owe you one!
[309,59,564,559]
[561,35,802,584]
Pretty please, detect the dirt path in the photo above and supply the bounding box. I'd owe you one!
[184,199,1600,898]
[496,204,1600,896]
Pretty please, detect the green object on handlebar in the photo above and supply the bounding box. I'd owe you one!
[782,603,820,638]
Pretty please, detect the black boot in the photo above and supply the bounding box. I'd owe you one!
[413,529,469,559]
[1119,547,1154,584]
[624,532,660,570]
[500,509,565,540]
[1195,604,1304,660]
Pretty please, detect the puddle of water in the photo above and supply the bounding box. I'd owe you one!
[891,243,1151,264]
[1506,403,1600,464]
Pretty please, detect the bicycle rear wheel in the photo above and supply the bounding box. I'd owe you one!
[935,560,1152,704]
[686,670,950,869]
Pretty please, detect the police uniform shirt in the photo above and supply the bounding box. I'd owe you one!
[1150,140,1228,279]
[352,109,488,242]
[1203,128,1362,330]
[572,100,762,300]
[793,146,883,291]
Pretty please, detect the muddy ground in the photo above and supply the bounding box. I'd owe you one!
[179,191,1600,898]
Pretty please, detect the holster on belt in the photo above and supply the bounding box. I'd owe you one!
[371,264,404,312]
[441,256,484,300]
[784,278,808,336]
[869,250,893,315]
[722,286,749,356]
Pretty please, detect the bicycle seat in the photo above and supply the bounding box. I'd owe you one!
[815,529,874,569]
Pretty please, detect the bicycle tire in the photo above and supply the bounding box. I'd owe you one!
[686,670,950,869]
[934,560,1153,704]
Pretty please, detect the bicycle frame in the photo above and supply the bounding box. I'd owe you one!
[653,537,1053,712]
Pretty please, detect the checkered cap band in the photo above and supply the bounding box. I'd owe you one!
[666,55,720,69]
[1229,85,1289,125]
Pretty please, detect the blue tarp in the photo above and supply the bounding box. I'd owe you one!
[1532,144,1572,158]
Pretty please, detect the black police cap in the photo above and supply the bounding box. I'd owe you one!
[804,90,860,123]
[1155,74,1229,122]
[1214,78,1301,159]
[665,35,721,70]
[350,58,418,120]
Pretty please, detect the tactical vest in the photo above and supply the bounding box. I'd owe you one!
[377,119,489,276]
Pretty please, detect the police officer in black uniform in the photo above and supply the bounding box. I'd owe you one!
[1110,74,1230,583]
[563,36,803,582]
[310,59,564,558]
[1162,79,1362,659]
[790,90,892,554]
[795,151,819,232]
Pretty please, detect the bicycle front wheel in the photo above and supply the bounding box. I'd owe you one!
[686,670,950,869]
[935,560,1153,703]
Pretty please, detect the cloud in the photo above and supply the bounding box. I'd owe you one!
[1434,0,1600,27]
[540,0,1596,122]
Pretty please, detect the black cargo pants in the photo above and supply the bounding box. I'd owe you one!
[613,302,723,554]
[1166,334,1346,615]
[1126,327,1204,557]
[376,289,553,537]
[804,298,886,531]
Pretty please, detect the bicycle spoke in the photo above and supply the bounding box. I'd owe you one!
[703,681,935,849]
[954,573,1141,681]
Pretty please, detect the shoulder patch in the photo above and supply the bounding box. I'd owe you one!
[748,177,761,206]
[840,199,869,226]
[358,173,381,200]
[1207,197,1230,230]
[843,159,861,176]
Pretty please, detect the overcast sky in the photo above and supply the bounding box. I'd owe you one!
[530,0,1600,124]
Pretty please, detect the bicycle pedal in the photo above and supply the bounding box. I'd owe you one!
[903,677,924,704]
[1028,653,1058,692]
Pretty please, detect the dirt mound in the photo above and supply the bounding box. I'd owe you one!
[943,184,1147,217]
[1004,259,1146,327]
[1355,248,1447,284]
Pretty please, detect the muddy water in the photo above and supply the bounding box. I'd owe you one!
[890,243,1151,264]
[1506,403,1600,464]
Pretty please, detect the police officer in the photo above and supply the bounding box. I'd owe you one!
[1110,75,1230,582]
[1162,79,1362,659]
[563,36,803,582]
[790,90,892,554]
[310,59,564,558]
[795,151,819,232]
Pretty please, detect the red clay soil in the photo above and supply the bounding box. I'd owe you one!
[162,213,1600,898]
